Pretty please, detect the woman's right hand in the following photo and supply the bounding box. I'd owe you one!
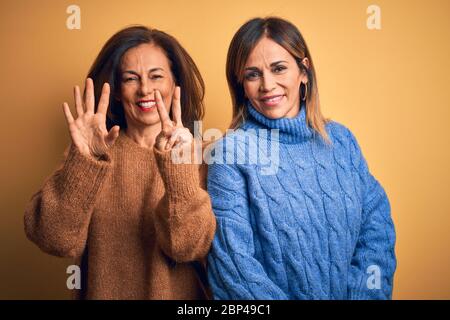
[62,78,120,159]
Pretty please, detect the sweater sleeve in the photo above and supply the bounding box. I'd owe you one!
[346,130,397,300]
[207,154,288,300]
[153,144,216,263]
[24,143,112,258]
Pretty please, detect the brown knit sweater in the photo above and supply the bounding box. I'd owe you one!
[24,131,216,299]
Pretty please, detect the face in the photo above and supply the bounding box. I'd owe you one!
[242,36,308,119]
[118,43,175,129]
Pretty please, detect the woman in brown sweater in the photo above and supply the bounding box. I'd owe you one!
[24,26,216,300]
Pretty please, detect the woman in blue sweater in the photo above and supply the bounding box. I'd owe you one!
[206,17,397,300]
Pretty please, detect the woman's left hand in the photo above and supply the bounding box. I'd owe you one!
[154,86,193,152]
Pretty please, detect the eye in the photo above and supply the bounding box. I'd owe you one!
[273,65,287,73]
[244,71,261,80]
[151,74,163,80]
[123,77,138,82]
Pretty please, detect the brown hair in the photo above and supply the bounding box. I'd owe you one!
[87,25,205,133]
[226,17,330,142]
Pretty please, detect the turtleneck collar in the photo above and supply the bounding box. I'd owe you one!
[242,100,313,144]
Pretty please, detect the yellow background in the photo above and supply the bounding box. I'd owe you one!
[1,0,449,299]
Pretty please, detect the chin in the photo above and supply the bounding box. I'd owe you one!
[258,106,291,120]
[141,117,161,127]
[128,115,160,128]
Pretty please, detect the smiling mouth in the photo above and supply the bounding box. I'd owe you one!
[260,95,284,106]
[136,100,156,111]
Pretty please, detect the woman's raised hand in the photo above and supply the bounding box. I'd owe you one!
[62,78,120,159]
[154,86,193,152]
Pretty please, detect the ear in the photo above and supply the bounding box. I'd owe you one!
[301,57,310,70]
[299,58,309,84]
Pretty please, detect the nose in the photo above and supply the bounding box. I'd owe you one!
[138,77,153,97]
[260,72,276,93]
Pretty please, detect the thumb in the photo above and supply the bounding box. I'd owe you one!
[105,126,120,147]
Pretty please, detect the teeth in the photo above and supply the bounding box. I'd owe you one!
[264,96,283,102]
[137,101,156,108]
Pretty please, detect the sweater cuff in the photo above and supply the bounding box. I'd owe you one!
[153,145,200,199]
[58,143,112,210]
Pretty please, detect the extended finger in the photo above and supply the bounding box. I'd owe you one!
[84,78,95,114]
[155,90,173,130]
[74,85,84,117]
[62,102,74,124]
[97,82,110,115]
[172,86,183,127]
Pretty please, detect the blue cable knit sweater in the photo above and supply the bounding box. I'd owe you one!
[206,101,396,300]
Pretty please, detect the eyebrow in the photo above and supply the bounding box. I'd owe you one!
[244,60,288,71]
[122,68,164,75]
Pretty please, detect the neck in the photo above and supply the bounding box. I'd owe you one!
[124,123,161,149]
[244,100,313,144]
